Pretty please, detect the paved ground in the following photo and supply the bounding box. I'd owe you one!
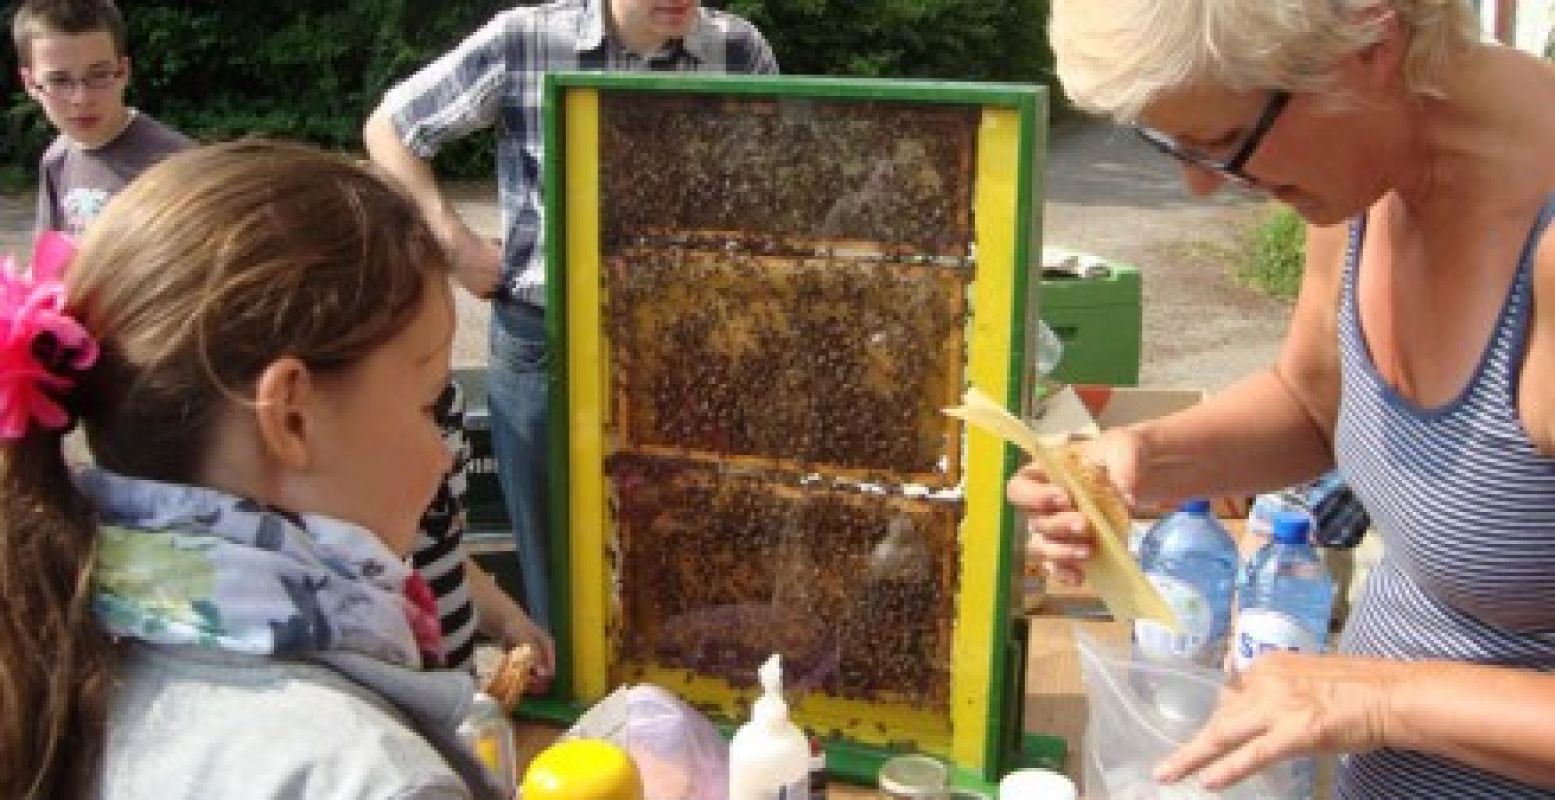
[0,116,1289,390]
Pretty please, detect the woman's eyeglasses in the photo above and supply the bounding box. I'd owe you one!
[1133,91,1291,187]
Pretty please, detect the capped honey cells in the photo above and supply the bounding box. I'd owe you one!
[591,90,984,724]
[608,455,960,711]
[600,93,977,257]
[605,247,967,483]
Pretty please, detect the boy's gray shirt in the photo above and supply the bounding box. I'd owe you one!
[35,111,192,237]
[98,642,502,799]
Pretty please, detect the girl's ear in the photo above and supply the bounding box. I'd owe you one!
[252,357,316,471]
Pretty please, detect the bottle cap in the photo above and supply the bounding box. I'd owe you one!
[753,653,789,729]
[1270,510,1312,545]
[1178,498,1211,514]
[521,738,643,800]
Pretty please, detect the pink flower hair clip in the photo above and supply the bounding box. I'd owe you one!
[0,231,99,440]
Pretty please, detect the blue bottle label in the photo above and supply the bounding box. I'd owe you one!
[1232,609,1321,672]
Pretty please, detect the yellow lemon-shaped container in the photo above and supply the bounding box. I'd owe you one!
[520,738,643,800]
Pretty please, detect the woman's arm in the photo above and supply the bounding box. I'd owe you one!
[1123,220,1352,504]
[1011,221,1354,581]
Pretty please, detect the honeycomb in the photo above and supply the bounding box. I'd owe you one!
[609,454,960,710]
[593,90,980,717]
[605,247,966,482]
[600,93,976,256]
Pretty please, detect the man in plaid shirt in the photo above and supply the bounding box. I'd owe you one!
[364,0,778,634]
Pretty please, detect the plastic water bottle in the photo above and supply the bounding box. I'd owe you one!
[1233,512,1334,667]
[1232,511,1335,799]
[1133,499,1239,669]
[1245,490,1307,547]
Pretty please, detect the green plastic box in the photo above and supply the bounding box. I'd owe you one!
[1040,263,1141,386]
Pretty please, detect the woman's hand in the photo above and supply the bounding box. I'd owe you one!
[1005,428,1146,586]
[1155,652,1404,790]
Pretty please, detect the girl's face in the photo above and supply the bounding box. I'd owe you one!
[305,278,456,556]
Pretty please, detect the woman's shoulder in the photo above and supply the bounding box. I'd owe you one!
[100,645,469,798]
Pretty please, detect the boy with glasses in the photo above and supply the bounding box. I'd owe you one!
[12,0,190,237]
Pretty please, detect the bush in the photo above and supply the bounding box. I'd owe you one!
[3,0,1059,189]
[723,0,1054,85]
[1239,205,1305,300]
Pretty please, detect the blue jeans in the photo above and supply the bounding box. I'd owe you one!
[488,301,552,631]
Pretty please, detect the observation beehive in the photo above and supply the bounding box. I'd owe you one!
[535,73,1052,788]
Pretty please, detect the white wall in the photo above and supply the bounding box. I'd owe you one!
[1515,0,1553,54]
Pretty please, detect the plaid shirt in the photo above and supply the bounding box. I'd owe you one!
[380,0,779,307]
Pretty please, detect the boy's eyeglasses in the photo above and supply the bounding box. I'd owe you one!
[33,68,125,98]
[1132,91,1291,187]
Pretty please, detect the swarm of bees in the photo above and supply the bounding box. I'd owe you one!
[595,91,981,713]
[600,92,976,256]
[606,248,967,482]
[609,455,960,708]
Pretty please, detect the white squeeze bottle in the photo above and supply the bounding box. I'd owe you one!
[729,654,810,800]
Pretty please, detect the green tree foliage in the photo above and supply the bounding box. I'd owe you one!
[722,0,1053,84]
[3,0,1056,188]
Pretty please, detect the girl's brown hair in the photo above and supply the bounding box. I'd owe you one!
[0,139,449,798]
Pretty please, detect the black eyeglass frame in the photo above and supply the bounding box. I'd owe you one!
[1133,91,1291,186]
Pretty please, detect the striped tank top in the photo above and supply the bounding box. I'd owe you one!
[1333,194,1555,798]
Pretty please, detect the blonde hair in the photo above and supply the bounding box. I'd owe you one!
[0,140,448,799]
[1050,0,1478,121]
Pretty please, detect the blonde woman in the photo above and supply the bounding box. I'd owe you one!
[1010,1,1555,796]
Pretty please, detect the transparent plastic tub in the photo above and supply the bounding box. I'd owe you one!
[1075,629,1292,800]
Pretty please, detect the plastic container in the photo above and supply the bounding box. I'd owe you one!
[728,654,810,800]
[877,754,947,798]
[520,738,644,800]
[456,692,518,797]
[1077,630,1289,799]
[998,767,1077,799]
[1133,499,1239,668]
[1231,512,1335,799]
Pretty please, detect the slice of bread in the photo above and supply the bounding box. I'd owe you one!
[482,643,536,709]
